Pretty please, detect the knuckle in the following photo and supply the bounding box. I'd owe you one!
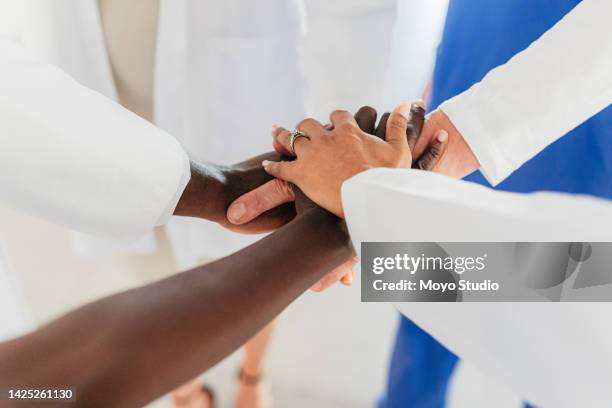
[360,105,377,115]
[267,162,280,174]
[411,104,426,116]
[417,155,433,170]
[277,130,291,145]
[356,106,377,120]
[388,115,407,130]
[430,144,442,157]
[247,193,263,211]
[298,118,318,129]
[337,122,357,133]
[272,126,286,137]
[332,109,350,117]
[273,178,294,199]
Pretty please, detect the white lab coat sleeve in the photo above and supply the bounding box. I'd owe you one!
[341,168,612,408]
[0,37,191,240]
[439,0,612,185]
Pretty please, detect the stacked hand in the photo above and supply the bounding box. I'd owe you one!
[262,101,448,217]
[221,101,448,290]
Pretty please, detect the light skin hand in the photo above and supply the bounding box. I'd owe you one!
[413,109,480,179]
[225,107,406,226]
[261,101,448,218]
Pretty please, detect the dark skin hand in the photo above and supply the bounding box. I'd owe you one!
[173,153,296,234]
[0,190,352,408]
[350,105,446,169]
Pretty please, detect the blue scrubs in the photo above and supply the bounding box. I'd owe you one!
[380,1,612,407]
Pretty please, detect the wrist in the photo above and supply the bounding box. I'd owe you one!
[173,160,228,222]
[298,207,352,252]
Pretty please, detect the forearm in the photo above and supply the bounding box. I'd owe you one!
[0,209,351,408]
[172,159,227,222]
[435,0,612,184]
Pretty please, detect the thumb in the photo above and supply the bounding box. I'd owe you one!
[385,101,412,150]
[227,179,295,225]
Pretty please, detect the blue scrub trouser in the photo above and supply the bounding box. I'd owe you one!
[378,315,536,408]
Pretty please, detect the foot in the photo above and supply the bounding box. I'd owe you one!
[172,378,213,408]
[234,369,272,408]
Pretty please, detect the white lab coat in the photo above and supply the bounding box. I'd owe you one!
[343,169,612,408]
[439,0,612,185]
[348,1,612,406]
[0,0,307,268]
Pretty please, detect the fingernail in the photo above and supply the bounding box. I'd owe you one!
[262,160,271,168]
[397,101,411,120]
[271,124,279,134]
[415,99,427,109]
[228,202,247,223]
[437,130,448,143]
[343,273,354,285]
[311,282,323,292]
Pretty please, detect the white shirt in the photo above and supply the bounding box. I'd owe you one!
[440,0,612,185]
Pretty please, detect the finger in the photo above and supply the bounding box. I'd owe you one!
[262,160,298,183]
[292,118,326,155]
[374,112,390,140]
[296,117,325,136]
[311,261,351,292]
[330,110,358,129]
[354,106,377,134]
[311,257,359,292]
[406,100,426,151]
[274,119,324,156]
[272,127,295,156]
[385,101,412,150]
[227,179,295,225]
[340,269,354,286]
[414,130,449,171]
[340,256,359,285]
[272,125,292,156]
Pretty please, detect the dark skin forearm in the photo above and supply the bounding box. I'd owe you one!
[174,152,295,233]
[0,207,351,408]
